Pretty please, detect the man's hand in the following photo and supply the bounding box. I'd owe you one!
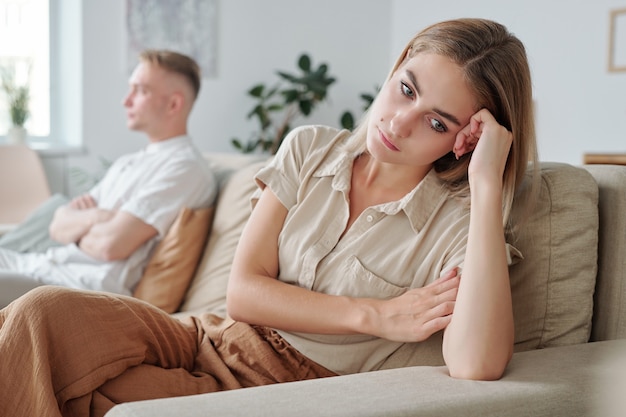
[78,211,158,261]
[69,194,98,210]
[49,195,115,245]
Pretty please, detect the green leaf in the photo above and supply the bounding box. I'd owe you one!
[315,63,329,76]
[267,103,284,112]
[231,139,243,150]
[265,86,279,99]
[277,71,298,83]
[340,112,355,130]
[248,84,265,97]
[299,99,313,115]
[259,110,271,130]
[298,54,311,72]
[281,89,300,103]
[247,104,263,119]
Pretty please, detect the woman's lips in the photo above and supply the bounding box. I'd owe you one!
[379,129,399,151]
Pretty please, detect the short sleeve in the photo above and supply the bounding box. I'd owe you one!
[121,161,216,237]
[252,125,341,210]
[252,128,301,210]
[444,240,524,278]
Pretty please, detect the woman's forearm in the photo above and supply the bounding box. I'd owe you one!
[227,271,371,335]
[442,179,514,380]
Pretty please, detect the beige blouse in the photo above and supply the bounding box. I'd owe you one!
[253,125,475,375]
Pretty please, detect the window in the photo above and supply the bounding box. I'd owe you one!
[0,0,50,137]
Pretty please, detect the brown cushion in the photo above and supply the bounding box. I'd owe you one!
[508,162,598,351]
[133,206,214,313]
[178,160,268,317]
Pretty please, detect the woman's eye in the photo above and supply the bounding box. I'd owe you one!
[400,82,414,98]
[429,118,447,133]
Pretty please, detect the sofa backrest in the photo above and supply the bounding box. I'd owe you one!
[583,165,626,342]
[507,162,599,352]
[177,154,268,317]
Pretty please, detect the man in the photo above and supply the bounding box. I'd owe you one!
[0,50,216,307]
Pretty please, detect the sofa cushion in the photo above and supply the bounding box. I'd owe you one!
[508,162,599,351]
[133,206,214,313]
[0,194,66,253]
[178,160,269,316]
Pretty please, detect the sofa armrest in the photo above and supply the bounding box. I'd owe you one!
[583,165,626,342]
[0,272,44,308]
[106,340,625,417]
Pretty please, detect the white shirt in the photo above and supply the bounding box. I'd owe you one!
[36,136,216,295]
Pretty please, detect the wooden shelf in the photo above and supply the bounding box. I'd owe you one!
[583,153,626,165]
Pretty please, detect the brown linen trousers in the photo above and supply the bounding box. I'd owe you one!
[0,286,336,417]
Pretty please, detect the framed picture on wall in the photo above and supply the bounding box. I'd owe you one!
[125,0,218,77]
[608,7,626,72]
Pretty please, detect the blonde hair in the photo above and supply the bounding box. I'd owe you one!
[344,18,538,231]
[139,49,201,100]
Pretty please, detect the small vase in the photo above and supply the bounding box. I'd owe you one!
[7,126,27,144]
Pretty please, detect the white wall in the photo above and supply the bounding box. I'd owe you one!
[63,0,390,194]
[391,0,626,164]
[56,0,626,194]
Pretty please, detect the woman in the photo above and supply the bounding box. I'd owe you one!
[0,18,537,417]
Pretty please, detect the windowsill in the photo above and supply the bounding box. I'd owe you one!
[29,141,86,157]
[1,138,86,157]
[0,223,16,235]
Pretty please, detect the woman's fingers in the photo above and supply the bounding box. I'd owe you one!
[453,109,513,184]
[376,273,459,342]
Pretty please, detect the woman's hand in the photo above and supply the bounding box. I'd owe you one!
[453,108,513,186]
[368,268,460,342]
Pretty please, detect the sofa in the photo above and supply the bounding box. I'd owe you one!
[61,153,626,416]
[100,150,626,417]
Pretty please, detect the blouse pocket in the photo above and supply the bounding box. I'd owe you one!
[339,256,408,300]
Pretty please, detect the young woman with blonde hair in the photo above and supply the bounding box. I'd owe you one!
[0,18,537,417]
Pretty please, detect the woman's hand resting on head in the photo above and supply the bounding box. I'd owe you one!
[453,109,513,188]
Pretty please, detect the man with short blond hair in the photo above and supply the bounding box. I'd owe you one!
[0,50,216,306]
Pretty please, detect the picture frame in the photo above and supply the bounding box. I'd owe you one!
[608,7,626,72]
[124,0,218,77]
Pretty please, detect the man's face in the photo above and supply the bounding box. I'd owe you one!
[122,62,170,134]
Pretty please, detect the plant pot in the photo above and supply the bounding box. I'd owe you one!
[7,126,27,144]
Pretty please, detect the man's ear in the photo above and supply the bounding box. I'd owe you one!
[167,92,185,114]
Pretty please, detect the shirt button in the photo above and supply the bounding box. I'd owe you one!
[366,215,374,222]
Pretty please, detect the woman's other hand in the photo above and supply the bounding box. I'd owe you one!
[368,268,460,342]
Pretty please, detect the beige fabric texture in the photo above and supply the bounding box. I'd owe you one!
[507,162,598,351]
[134,206,214,313]
[584,165,626,342]
[178,161,268,316]
[107,339,626,417]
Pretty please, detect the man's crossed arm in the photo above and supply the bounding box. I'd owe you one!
[49,194,157,261]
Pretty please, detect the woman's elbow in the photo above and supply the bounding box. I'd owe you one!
[448,363,506,381]
[225,282,247,322]
[447,350,513,381]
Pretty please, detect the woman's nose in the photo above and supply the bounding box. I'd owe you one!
[389,109,416,139]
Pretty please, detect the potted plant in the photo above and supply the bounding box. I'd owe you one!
[231,53,336,154]
[1,71,30,144]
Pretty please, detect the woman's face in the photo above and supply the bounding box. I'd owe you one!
[366,53,477,167]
